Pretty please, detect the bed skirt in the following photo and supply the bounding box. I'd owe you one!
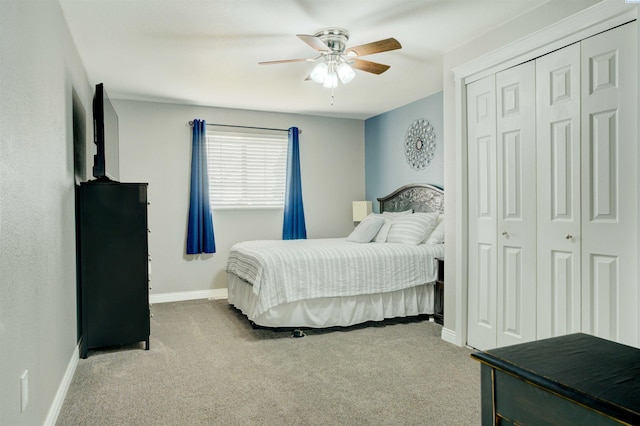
[227,272,435,328]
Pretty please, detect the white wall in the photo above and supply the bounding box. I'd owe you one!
[0,1,93,424]
[114,100,365,295]
[442,0,609,343]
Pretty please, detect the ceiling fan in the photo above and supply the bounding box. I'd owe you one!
[259,28,402,89]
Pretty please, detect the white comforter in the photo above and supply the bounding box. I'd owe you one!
[226,238,444,317]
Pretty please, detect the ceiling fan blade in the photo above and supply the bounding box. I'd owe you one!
[351,59,391,75]
[346,38,402,57]
[259,58,315,65]
[297,34,330,52]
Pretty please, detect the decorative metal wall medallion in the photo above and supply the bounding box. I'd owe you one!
[404,118,436,170]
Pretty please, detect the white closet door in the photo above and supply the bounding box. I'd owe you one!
[581,22,638,347]
[467,74,498,351]
[536,43,582,339]
[495,61,537,348]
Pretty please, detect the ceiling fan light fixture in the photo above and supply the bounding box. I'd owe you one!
[310,62,328,83]
[337,62,355,84]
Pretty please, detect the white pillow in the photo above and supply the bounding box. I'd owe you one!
[381,209,412,219]
[373,218,392,243]
[386,212,439,245]
[373,210,412,242]
[346,214,386,243]
[425,214,445,244]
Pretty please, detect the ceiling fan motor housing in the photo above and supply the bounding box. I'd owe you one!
[314,27,350,54]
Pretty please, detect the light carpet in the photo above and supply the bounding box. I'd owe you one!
[57,299,481,425]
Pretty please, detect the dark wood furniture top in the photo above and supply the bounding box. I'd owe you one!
[471,333,640,425]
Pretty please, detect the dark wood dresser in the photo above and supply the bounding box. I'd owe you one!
[76,181,150,358]
[471,333,640,425]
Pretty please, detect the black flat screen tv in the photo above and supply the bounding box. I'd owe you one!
[92,83,119,181]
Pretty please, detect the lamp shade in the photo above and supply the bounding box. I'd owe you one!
[352,201,372,222]
[337,63,355,84]
[323,72,338,89]
[310,62,328,84]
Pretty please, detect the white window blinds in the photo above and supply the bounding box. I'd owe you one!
[206,131,288,209]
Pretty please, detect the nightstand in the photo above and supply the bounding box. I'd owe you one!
[434,257,444,325]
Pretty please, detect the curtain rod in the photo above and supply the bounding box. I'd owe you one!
[187,121,301,134]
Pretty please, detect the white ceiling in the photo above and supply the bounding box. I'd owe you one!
[59,0,550,120]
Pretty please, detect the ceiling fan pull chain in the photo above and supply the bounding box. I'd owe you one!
[330,89,335,106]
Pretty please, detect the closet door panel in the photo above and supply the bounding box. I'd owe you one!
[581,22,637,347]
[496,61,536,348]
[467,74,498,351]
[536,43,581,339]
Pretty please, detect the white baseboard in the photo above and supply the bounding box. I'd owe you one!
[149,288,228,304]
[440,327,459,346]
[44,343,79,426]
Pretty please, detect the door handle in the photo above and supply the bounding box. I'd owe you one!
[565,234,573,240]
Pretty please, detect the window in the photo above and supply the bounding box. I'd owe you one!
[206,131,288,209]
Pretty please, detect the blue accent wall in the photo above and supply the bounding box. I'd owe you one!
[365,91,443,212]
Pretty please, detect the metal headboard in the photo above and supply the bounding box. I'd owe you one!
[377,183,444,214]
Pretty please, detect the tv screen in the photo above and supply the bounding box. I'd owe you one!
[92,83,120,181]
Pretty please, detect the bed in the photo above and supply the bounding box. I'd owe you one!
[226,183,444,329]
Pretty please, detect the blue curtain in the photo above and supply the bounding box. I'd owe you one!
[283,127,307,240]
[186,119,216,254]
